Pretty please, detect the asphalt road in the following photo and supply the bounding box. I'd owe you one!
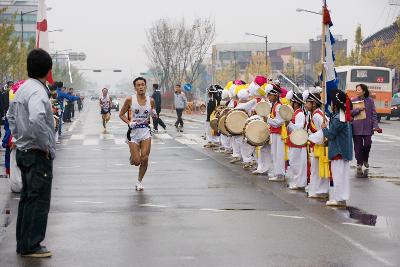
[0,100,399,267]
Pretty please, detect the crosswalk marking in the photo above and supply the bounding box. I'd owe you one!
[100,133,115,140]
[154,133,173,140]
[83,139,100,146]
[114,139,126,145]
[70,134,85,140]
[175,138,197,145]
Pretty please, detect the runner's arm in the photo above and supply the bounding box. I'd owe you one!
[119,96,132,125]
[150,98,157,117]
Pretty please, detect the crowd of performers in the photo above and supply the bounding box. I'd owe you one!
[204,76,354,207]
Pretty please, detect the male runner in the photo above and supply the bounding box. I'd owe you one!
[100,88,112,132]
[119,77,155,191]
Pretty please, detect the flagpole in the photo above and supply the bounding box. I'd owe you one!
[321,0,327,120]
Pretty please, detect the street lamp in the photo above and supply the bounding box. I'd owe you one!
[296,8,322,15]
[245,32,268,74]
[20,7,52,43]
[48,29,64,33]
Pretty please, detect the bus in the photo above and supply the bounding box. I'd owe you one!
[336,66,392,120]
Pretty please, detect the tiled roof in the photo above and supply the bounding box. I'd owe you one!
[362,22,400,45]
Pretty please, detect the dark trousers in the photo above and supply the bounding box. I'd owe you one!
[153,112,166,130]
[63,104,71,122]
[16,150,53,253]
[71,103,75,118]
[353,135,372,165]
[175,109,184,127]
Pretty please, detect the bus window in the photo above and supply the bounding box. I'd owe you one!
[351,69,390,84]
[336,72,347,92]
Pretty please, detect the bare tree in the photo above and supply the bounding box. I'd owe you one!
[145,17,215,91]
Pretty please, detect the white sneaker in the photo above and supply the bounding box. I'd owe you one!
[135,182,144,191]
[268,175,285,182]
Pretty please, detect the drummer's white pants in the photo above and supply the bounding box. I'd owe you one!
[307,155,329,195]
[232,136,242,158]
[220,135,232,149]
[205,122,219,143]
[256,145,272,173]
[240,141,255,163]
[330,159,350,201]
[288,147,307,188]
[270,134,286,176]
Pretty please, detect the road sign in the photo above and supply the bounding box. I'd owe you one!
[78,52,87,61]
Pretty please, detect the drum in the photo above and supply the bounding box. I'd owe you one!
[225,109,249,135]
[255,101,271,117]
[210,111,219,131]
[244,117,270,146]
[218,115,231,136]
[289,129,309,146]
[279,104,294,121]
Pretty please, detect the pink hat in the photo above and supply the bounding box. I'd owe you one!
[280,87,288,98]
[254,76,267,86]
[12,80,26,94]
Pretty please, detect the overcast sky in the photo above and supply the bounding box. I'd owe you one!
[46,0,399,89]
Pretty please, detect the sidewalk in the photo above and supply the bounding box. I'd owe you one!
[161,109,205,124]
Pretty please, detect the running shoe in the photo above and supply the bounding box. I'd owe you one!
[136,182,144,191]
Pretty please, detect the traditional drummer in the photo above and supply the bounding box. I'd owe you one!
[204,85,220,148]
[286,90,308,190]
[267,83,286,182]
[303,88,330,199]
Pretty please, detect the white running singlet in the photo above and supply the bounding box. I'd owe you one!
[129,95,152,144]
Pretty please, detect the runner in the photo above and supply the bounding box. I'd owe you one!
[119,77,155,191]
[100,88,112,133]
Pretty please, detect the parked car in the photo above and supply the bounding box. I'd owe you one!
[386,97,400,120]
[111,95,119,111]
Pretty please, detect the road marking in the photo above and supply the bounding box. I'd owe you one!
[73,201,105,204]
[194,158,209,161]
[183,133,205,143]
[114,138,127,145]
[154,146,187,150]
[267,214,305,219]
[199,208,226,212]
[154,133,173,140]
[70,134,85,140]
[56,166,80,169]
[104,210,120,213]
[309,217,393,266]
[379,133,400,140]
[139,203,169,208]
[113,163,128,166]
[83,139,100,146]
[100,134,115,140]
[176,138,197,145]
[68,120,78,132]
[371,137,393,143]
[342,222,375,228]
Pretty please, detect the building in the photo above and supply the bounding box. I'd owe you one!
[309,35,348,75]
[211,42,311,86]
[0,0,38,43]
[362,21,399,52]
[362,21,400,92]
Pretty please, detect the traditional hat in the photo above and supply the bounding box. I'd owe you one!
[224,81,233,90]
[221,89,230,100]
[280,87,288,98]
[265,84,273,94]
[268,83,282,96]
[303,87,322,104]
[287,90,305,105]
[237,88,250,101]
[208,85,218,94]
[254,76,267,86]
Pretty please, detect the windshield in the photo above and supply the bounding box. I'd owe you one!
[351,69,390,84]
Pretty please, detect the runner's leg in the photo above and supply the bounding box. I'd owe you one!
[138,138,151,182]
[128,142,141,166]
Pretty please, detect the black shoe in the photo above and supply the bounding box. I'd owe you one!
[21,246,52,258]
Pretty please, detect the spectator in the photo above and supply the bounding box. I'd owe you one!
[55,82,80,136]
[7,48,55,258]
[174,84,187,132]
[151,84,166,133]
[351,84,381,173]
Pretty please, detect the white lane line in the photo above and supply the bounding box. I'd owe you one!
[70,134,85,140]
[194,158,209,161]
[56,166,81,169]
[342,222,375,228]
[154,146,187,150]
[104,211,120,213]
[83,139,100,146]
[114,139,127,145]
[73,201,105,204]
[113,163,128,166]
[379,133,400,140]
[154,133,173,140]
[139,203,169,208]
[68,120,78,132]
[267,214,305,219]
[100,134,115,140]
[371,137,393,143]
[176,139,197,145]
[309,217,393,266]
[199,208,226,212]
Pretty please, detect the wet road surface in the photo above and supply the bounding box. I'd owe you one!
[0,101,399,266]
